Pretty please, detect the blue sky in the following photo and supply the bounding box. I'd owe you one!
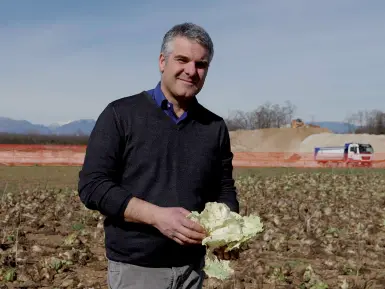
[1,0,384,125]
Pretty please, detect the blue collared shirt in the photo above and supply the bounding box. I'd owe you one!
[147,82,188,124]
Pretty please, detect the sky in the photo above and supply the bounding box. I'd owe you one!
[1,0,384,125]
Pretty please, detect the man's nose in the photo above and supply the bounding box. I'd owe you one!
[184,62,197,75]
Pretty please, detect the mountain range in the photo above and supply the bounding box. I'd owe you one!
[308,121,356,134]
[0,116,356,136]
[0,117,96,136]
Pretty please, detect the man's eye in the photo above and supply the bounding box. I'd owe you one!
[196,62,208,69]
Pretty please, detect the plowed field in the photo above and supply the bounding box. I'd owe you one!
[1,167,385,288]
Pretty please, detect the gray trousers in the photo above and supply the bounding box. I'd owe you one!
[107,259,205,289]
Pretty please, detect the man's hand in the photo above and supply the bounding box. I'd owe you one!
[152,207,207,246]
[123,197,206,245]
[213,247,240,260]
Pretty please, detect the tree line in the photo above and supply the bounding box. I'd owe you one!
[224,101,297,131]
[0,103,383,144]
[345,109,385,135]
[223,101,384,135]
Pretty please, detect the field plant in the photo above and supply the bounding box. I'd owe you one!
[1,167,385,288]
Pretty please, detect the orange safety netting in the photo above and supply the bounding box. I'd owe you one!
[1,144,384,168]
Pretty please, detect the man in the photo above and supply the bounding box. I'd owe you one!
[78,22,239,289]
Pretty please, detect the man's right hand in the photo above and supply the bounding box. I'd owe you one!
[152,207,207,246]
[123,197,206,246]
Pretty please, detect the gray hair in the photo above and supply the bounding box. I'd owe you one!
[160,22,214,64]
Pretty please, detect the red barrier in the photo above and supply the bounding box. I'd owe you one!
[1,144,385,168]
[0,144,86,166]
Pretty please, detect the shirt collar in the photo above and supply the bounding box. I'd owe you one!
[153,81,199,113]
[153,82,167,108]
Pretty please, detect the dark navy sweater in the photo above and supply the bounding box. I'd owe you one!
[78,90,239,268]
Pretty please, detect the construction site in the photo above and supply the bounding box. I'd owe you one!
[230,118,385,153]
[0,118,384,168]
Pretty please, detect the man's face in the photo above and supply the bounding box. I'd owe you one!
[159,36,210,101]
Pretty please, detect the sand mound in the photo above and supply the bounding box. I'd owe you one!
[229,127,385,156]
[230,127,331,152]
[299,133,385,153]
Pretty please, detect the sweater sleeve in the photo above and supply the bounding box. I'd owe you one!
[216,121,240,213]
[78,103,133,219]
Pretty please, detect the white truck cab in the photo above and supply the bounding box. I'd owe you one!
[314,142,374,167]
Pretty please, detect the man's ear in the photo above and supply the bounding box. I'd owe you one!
[159,53,166,73]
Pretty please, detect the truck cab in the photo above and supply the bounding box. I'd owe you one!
[315,142,374,167]
[344,143,374,164]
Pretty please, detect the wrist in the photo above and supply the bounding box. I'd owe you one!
[148,205,161,227]
[123,197,161,226]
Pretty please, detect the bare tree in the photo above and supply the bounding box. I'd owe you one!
[224,110,252,130]
[224,101,297,131]
[345,113,358,133]
[346,109,385,135]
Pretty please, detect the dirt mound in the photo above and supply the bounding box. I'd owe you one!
[299,133,385,153]
[230,127,331,152]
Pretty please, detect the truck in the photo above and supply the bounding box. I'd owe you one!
[314,142,374,167]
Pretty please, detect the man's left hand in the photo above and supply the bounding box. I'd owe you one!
[213,247,239,260]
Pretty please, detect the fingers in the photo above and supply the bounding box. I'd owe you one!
[161,207,208,246]
[178,225,206,242]
[177,208,205,232]
[165,228,190,246]
[171,219,206,245]
[172,231,203,245]
[177,208,206,230]
[180,216,206,235]
[171,235,184,245]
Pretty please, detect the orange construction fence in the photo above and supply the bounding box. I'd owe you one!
[1,144,385,168]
